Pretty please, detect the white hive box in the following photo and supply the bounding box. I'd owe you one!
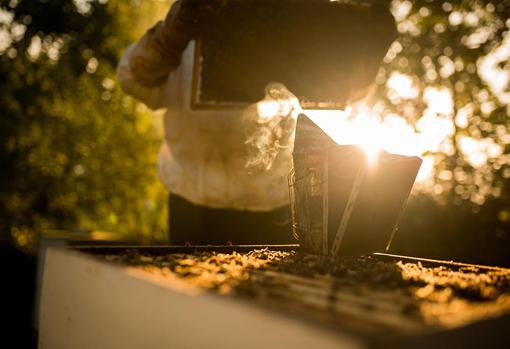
[39,247,510,349]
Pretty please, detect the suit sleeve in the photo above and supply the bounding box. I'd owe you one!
[116,22,182,110]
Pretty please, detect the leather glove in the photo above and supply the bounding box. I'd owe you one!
[152,0,222,60]
[128,0,222,87]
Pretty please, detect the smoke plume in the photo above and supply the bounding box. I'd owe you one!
[243,82,301,173]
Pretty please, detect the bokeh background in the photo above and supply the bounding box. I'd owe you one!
[1,0,510,346]
[377,0,510,266]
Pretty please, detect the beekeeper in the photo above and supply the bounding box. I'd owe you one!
[117,0,297,244]
[117,0,395,245]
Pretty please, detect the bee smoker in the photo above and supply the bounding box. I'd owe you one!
[289,115,422,257]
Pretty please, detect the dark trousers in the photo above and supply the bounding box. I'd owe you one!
[169,194,294,245]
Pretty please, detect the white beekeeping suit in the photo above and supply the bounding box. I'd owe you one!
[116,5,297,212]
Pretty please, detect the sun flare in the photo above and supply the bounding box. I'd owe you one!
[302,105,450,182]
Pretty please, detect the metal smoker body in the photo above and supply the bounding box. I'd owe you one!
[290,115,422,257]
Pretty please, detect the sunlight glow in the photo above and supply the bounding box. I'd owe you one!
[301,82,472,183]
[303,99,455,182]
[478,32,510,104]
[387,72,419,99]
[458,136,503,168]
[292,60,506,187]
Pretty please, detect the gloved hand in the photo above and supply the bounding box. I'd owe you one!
[152,0,222,58]
[128,0,222,87]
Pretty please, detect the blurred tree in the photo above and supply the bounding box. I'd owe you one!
[377,0,510,264]
[0,0,169,250]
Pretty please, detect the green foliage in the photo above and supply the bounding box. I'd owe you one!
[376,0,510,263]
[0,0,168,247]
